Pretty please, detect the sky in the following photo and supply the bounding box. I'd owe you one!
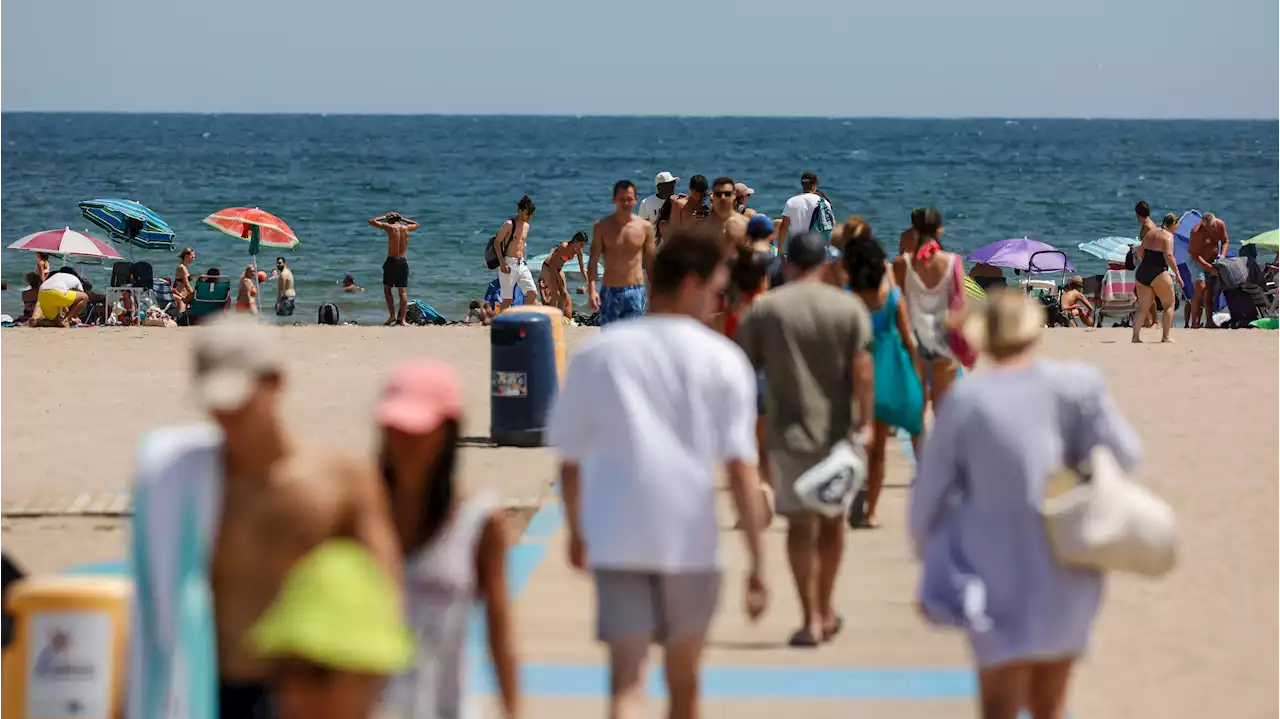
[3,0,1277,118]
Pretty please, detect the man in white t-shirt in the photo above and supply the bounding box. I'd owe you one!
[776,171,826,241]
[35,269,89,327]
[638,171,680,224]
[548,227,768,719]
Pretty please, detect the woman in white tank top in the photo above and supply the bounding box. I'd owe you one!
[374,361,519,719]
[894,208,966,410]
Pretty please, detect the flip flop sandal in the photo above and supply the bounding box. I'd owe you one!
[823,614,845,643]
[787,629,821,648]
[847,488,869,530]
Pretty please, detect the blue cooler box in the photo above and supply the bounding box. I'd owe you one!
[491,310,562,447]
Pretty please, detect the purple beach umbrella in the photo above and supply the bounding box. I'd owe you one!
[966,238,1074,273]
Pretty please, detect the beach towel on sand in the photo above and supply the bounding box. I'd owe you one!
[128,424,224,719]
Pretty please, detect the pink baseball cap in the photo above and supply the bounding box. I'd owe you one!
[376,361,464,434]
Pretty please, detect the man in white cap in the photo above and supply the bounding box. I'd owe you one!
[127,315,401,719]
[638,171,680,224]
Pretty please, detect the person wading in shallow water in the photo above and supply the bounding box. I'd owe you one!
[369,211,420,325]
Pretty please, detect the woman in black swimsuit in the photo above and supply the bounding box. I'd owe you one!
[1132,213,1183,343]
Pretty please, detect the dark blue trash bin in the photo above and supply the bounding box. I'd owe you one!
[491,309,562,447]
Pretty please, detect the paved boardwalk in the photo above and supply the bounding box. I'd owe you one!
[480,436,983,718]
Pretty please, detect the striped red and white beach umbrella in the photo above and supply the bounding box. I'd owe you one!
[202,207,300,249]
[8,227,124,260]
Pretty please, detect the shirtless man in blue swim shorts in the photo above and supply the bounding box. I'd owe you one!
[588,180,656,326]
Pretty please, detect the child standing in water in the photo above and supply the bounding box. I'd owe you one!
[236,265,259,314]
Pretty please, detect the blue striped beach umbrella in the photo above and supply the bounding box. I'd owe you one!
[78,198,176,251]
[1077,236,1139,264]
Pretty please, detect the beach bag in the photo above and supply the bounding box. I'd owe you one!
[1042,444,1177,577]
[1222,288,1260,327]
[807,196,836,236]
[793,440,866,518]
[946,257,978,369]
[871,290,924,435]
[484,217,518,270]
[405,299,447,326]
[317,302,340,325]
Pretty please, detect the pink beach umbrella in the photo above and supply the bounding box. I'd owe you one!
[8,227,124,261]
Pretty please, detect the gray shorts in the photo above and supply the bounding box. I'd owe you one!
[768,450,825,516]
[594,570,721,644]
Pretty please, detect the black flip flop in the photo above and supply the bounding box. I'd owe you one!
[787,628,821,648]
[823,614,845,643]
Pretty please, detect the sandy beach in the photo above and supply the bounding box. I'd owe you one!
[2,324,1276,717]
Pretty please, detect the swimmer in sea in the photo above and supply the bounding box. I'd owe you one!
[236,265,259,315]
[541,232,588,320]
[342,274,364,293]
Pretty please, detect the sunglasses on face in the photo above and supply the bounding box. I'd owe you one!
[713,190,735,198]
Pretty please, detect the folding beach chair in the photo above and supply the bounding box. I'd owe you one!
[185,277,232,325]
[1095,270,1138,327]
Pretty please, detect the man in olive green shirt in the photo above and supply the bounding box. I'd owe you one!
[735,231,873,648]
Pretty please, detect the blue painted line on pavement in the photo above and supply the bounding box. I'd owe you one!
[472,663,977,700]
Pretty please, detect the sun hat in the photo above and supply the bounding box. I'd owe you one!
[734,182,755,197]
[246,540,413,674]
[376,360,464,434]
[191,315,283,412]
[654,171,679,186]
[961,291,1046,358]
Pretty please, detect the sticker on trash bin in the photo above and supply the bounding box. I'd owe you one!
[493,371,528,398]
[25,611,113,719]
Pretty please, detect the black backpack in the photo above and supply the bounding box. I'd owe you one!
[484,218,519,270]
[317,302,340,325]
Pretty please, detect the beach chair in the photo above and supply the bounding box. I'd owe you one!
[1095,270,1138,327]
[185,278,232,325]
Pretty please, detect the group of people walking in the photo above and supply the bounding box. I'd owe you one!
[125,173,1146,719]
[548,199,1144,719]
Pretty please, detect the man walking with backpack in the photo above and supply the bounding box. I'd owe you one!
[490,195,540,310]
[776,172,835,242]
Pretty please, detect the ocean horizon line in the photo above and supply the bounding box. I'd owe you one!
[2,110,1276,123]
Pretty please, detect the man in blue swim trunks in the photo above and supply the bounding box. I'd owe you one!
[588,180,657,326]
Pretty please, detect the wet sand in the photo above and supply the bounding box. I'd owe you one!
[2,324,1276,717]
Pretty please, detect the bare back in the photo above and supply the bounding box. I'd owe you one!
[212,450,392,680]
[593,214,653,288]
[543,242,580,272]
[1141,226,1174,257]
[382,226,412,257]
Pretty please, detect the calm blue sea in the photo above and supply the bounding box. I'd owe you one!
[2,114,1276,322]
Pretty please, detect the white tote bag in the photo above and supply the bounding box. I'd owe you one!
[1042,444,1177,577]
[793,439,866,518]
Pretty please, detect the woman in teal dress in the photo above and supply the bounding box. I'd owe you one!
[840,225,925,528]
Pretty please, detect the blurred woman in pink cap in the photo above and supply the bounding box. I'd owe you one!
[374,361,520,719]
